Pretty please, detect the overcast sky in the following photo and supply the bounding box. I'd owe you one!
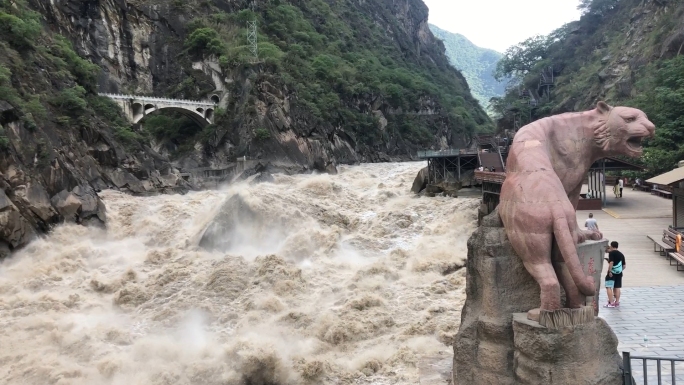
[422,0,583,52]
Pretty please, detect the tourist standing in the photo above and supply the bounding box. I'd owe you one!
[613,181,619,198]
[618,178,624,198]
[604,241,626,308]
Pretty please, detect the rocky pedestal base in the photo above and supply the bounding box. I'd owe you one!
[452,210,623,385]
[452,210,540,385]
[513,313,623,385]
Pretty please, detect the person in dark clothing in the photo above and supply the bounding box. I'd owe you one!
[604,241,626,308]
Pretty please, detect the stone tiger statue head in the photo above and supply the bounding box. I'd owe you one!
[593,101,655,158]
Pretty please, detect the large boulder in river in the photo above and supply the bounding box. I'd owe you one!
[411,167,428,194]
[50,185,106,225]
[199,194,284,252]
[0,188,37,249]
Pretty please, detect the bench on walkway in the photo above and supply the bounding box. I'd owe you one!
[647,234,674,256]
[669,252,684,271]
[663,229,684,270]
[652,189,673,199]
[635,185,650,192]
[664,229,679,251]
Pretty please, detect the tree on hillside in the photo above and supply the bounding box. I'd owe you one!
[630,55,684,176]
[578,0,621,16]
[494,35,551,81]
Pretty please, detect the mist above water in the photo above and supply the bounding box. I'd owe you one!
[0,162,478,385]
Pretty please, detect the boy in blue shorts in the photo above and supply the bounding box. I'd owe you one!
[604,241,626,308]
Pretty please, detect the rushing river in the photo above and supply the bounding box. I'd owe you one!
[0,162,478,385]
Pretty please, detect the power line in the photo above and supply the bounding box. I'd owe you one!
[247,1,258,63]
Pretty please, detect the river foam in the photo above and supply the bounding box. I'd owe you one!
[0,162,478,384]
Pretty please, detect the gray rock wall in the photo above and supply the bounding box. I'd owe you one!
[452,209,540,384]
[513,314,623,385]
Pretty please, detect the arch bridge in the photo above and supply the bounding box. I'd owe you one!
[99,93,219,127]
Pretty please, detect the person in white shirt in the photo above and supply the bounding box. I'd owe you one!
[585,213,599,233]
[618,178,624,198]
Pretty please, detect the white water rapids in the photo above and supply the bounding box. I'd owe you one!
[0,162,478,384]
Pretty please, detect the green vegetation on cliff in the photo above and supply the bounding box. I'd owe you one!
[491,0,684,176]
[175,0,492,151]
[0,0,142,154]
[629,56,684,174]
[429,24,506,110]
[1,0,492,170]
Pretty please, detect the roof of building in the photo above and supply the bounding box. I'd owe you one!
[591,157,645,171]
[646,167,684,186]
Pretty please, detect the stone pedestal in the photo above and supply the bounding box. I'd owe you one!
[528,239,608,326]
[452,210,540,385]
[513,313,623,385]
[575,239,608,315]
[452,210,622,385]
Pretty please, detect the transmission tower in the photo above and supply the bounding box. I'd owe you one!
[247,1,258,63]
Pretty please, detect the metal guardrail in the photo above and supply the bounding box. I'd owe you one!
[98,93,216,106]
[624,352,684,385]
[417,149,480,158]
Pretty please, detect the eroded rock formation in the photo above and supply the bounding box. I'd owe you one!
[452,210,539,384]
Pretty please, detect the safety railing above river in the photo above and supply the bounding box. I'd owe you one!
[98,93,216,107]
[623,352,684,385]
[417,148,480,159]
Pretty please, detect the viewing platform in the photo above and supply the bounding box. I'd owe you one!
[417,148,480,187]
[417,149,479,159]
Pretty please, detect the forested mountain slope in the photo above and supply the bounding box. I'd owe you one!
[429,24,506,109]
[491,0,684,176]
[0,0,490,252]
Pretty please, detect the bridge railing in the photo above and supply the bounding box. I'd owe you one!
[98,93,216,106]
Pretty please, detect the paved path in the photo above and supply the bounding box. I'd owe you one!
[423,189,683,384]
[601,287,684,384]
[577,188,684,383]
[576,188,682,287]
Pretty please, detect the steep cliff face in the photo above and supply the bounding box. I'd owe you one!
[34,0,191,95]
[0,0,489,252]
[430,24,506,109]
[492,0,684,174]
[494,0,683,120]
[35,0,491,166]
[541,0,684,112]
[0,0,198,255]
